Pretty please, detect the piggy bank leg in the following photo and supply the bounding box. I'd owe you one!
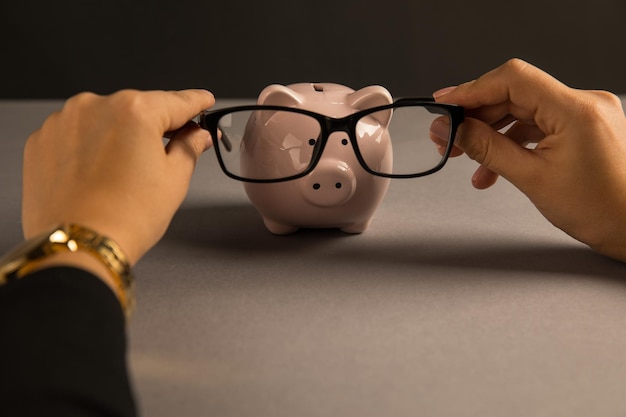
[340,219,372,234]
[263,218,299,235]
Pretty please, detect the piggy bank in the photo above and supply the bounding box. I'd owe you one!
[241,82,393,234]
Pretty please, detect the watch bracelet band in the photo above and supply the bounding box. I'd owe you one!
[59,224,135,316]
[0,224,135,317]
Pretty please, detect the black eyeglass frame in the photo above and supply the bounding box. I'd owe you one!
[197,97,464,183]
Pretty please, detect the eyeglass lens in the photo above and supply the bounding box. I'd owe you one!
[215,106,452,181]
[217,109,321,180]
[357,106,451,176]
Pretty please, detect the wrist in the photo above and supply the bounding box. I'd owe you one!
[581,212,626,264]
[1,223,135,316]
[590,237,626,264]
[28,251,123,294]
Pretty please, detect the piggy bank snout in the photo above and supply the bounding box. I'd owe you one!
[300,159,357,207]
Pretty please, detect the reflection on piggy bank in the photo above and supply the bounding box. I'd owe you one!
[241,82,393,234]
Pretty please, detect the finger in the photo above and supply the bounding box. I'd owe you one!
[430,117,464,157]
[109,89,215,136]
[430,116,463,158]
[430,136,464,158]
[451,101,511,127]
[165,124,212,196]
[503,120,546,147]
[166,122,213,158]
[437,96,526,132]
[480,111,518,131]
[454,117,540,186]
[434,59,571,134]
[469,120,545,189]
[472,165,499,189]
[155,89,215,133]
[164,124,213,204]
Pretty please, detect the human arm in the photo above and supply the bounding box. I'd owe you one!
[430,59,626,262]
[0,89,215,416]
[0,267,135,417]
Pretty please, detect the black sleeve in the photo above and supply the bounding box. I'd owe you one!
[0,267,137,417]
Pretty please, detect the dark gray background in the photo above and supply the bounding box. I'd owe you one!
[2,0,625,99]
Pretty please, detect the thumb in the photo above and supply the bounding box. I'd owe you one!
[453,117,538,187]
[165,123,213,174]
[166,122,212,156]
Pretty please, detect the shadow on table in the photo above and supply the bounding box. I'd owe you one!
[165,203,626,283]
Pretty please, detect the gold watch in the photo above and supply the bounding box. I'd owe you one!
[0,224,134,316]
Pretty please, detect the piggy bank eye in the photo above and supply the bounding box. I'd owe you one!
[341,138,349,146]
[308,138,316,146]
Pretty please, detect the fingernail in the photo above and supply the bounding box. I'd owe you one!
[471,170,480,186]
[199,89,215,99]
[432,86,457,99]
[430,118,451,141]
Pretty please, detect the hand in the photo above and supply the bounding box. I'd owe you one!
[22,89,215,266]
[431,59,626,262]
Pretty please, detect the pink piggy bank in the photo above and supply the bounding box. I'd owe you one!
[241,83,393,234]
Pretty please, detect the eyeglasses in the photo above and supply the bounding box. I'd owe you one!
[197,98,464,183]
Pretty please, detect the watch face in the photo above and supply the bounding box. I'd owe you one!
[0,226,64,283]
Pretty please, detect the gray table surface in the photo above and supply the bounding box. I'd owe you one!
[2,98,626,417]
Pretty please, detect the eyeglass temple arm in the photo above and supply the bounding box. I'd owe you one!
[393,97,455,117]
[393,97,436,105]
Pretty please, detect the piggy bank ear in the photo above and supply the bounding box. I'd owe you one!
[256,85,304,125]
[258,84,303,107]
[347,86,393,127]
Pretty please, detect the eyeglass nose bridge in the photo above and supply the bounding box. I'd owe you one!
[308,117,357,169]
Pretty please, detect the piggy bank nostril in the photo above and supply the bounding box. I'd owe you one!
[341,139,348,146]
[312,182,343,189]
[308,138,316,146]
